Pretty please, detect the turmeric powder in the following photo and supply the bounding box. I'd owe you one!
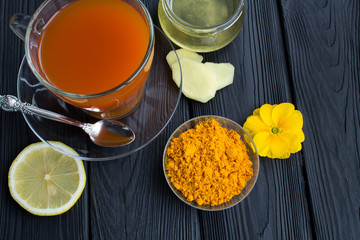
[165,118,253,206]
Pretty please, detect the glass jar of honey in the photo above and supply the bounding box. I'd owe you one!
[158,0,245,52]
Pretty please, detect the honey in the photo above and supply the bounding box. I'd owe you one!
[158,0,245,52]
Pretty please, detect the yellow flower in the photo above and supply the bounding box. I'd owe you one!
[243,103,305,159]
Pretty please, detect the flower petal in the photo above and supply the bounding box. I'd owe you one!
[280,110,303,132]
[243,115,269,137]
[295,129,305,142]
[253,108,260,116]
[282,132,303,153]
[272,103,295,126]
[267,134,289,159]
[253,132,272,157]
[259,104,275,126]
[278,152,291,159]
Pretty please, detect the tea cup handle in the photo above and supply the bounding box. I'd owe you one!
[9,14,31,41]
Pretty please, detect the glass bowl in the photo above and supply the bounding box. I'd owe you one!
[163,115,259,211]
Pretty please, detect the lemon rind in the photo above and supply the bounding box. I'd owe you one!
[8,141,86,216]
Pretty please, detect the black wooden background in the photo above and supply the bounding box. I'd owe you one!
[1,0,359,239]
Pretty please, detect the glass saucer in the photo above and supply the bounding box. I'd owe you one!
[17,26,182,161]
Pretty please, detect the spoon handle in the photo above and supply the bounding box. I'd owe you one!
[1,95,84,128]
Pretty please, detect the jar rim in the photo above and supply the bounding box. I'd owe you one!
[162,0,244,35]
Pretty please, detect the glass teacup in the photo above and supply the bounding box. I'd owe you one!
[10,0,155,119]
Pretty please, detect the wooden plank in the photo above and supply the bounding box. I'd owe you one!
[279,0,360,239]
[87,1,201,238]
[189,0,313,239]
[0,0,89,239]
[1,0,358,239]
[89,140,202,239]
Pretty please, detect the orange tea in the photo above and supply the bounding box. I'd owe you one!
[35,0,154,118]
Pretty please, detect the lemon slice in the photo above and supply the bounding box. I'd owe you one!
[8,141,86,216]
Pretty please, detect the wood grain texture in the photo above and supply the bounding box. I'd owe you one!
[280,0,360,239]
[0,0,89,239]
[87,1,197,239]
[0,0,359,239]
[189,0,313,239]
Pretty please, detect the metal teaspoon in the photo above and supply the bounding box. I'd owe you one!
[0,95,135,147]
